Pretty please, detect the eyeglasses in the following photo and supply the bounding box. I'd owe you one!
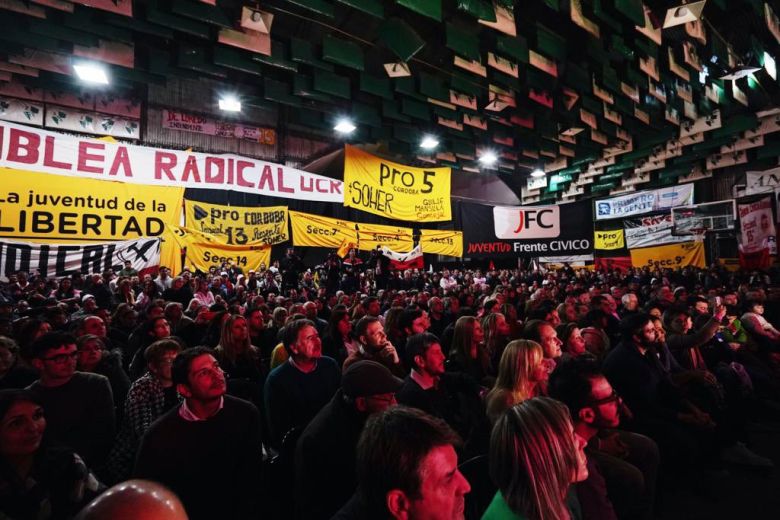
[42,352,78,364]
[588,390,622,407]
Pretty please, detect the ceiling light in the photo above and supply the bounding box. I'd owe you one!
[218,96,241,112]
[73,63,109,85]
[764,52,777,80]
[478,151,498,166]
[719,65,761,81]
[420,136,439,150]
[662,1,707,29]
[531,169,546,178]
[334,118,357,134]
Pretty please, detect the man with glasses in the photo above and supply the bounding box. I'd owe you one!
[26,331,116,469]
[134,346,262,520]
[294,360,402,520]
[550,357,659,520]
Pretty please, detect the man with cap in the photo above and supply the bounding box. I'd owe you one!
[71,294,99,320]
[294,360,401,520]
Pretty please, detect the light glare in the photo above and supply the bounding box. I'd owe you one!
[73,63,109,85]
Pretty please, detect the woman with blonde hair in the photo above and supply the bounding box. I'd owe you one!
[485,340,550,423]
[483,397,588,520]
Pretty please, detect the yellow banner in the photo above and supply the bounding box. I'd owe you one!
[289,211,357,249]
[420,229,464,257]
[358,222,413,251]
[184,200,288,245]
[630,241,705,269]
[343,145,451,222]
[184,240,271,272]
[594,229,625,250]
[0,169,184,243]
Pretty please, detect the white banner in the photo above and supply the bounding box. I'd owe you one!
[745,167,780,195]
[0,120,343,202]
[595,184,694,220]
[0,96,44,126]
[380,244,422,263]
[45,105,141,139]
[493,205,561,239]
[738,197,777,255]
[0,237,160,282]
[624,213,690,248]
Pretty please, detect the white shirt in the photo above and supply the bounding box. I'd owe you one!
[179,396,224,421]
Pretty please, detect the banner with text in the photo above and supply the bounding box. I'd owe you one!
[461,200,593,258]
[184,200,288,245]
[745,167,780,195]
[630,241,706,269]
[183,239,271,273]
[738,197,777,255]
[343,145,451,222]
[0,120,342,202]
[290,211,358,249]
[623,213,690,249]
[594,184,694,220]
[162,109,276,145]
[0,169,183,243]
[420,229,464,257]
[357,222,414,252]
[0,237,160,281]
[594,229,625,250]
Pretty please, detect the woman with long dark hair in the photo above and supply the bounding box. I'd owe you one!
[0,389,104,518]
[321,306,357,364]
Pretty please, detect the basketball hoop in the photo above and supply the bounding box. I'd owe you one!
[691,227,707,243]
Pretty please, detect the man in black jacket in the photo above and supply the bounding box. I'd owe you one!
[134,347,262,520]
[397,333,489,458]
[294,360,401,520]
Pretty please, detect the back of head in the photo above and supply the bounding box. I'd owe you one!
[522,319,546,343]
[75,480,188,520]
[489,397,576,520]
[356,406,461,515]
[547,357,602,418]
[494,339,542,395]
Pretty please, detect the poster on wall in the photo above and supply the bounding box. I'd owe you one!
[184,200,288,245]
[343,145,451,222]
[623,213,691,248]
[738,197,777,255]
[745,167,780,195]
[0,169,184,243]
[594,184,694,220]
[0,120,343,203]
[630,241,706,269]
[594,229,625,250]
[419,229,463,257]
[0,237,159,281]
[461,200,593,258]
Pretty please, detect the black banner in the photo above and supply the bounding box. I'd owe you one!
[461,200,593,258]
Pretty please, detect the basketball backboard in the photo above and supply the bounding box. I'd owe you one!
[671,200,737,236]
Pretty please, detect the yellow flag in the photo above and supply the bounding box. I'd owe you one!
[184,200,288,245]
[630,241,705,269]
[184,240,271,272]
[343,145,451,222]
[594,230,625,250]
[0,169,184,243]
[289,211,357,249]
[420,229,464,257]
[357,222,414,251]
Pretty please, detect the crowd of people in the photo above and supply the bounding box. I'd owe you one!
[1,247,779,519]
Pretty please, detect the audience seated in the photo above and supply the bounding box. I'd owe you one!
[134,347,262,520]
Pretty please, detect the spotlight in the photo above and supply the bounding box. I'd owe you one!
[73,63,109,85]
[478,151,498,166]
[334,119,357,134]
[420,136,439,150]
[531,169,546,178]
[218,96,241,112]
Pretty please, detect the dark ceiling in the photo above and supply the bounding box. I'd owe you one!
[1,0,780,202]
